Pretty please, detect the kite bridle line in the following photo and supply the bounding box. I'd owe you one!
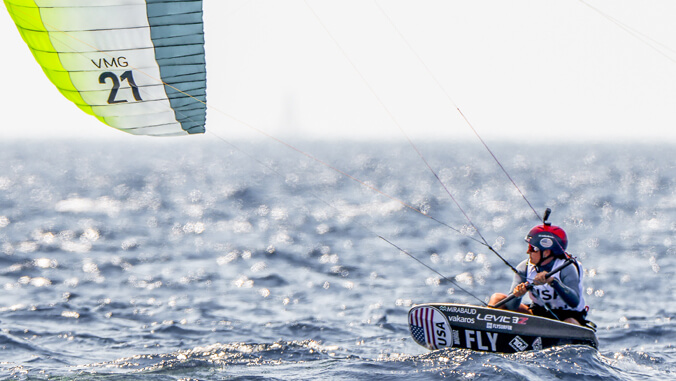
[10,4,493,243]
[304,0,528,275]
[10,4,499,298]
[210,133,490,306]
[12,3,520,299]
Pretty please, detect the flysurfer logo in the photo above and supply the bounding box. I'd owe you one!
[487,322,512,331]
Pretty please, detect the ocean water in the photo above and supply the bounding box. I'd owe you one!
[0,139,673,380]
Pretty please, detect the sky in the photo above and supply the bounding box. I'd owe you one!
[2,0,676,143]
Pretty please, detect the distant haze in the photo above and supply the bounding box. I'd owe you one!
[3,1,676,143]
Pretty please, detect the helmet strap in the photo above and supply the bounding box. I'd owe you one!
[536,249,551,268]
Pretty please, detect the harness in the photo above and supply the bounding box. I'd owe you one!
[526,256,586,312]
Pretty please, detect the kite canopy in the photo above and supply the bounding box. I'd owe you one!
[4,0,206,136]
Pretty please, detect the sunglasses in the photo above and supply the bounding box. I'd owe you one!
[528,244,540,253]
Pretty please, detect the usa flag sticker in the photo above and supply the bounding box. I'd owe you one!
[408,306,452,350]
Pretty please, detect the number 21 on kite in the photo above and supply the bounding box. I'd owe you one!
[99,71,143,104]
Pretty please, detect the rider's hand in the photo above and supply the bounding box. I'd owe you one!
[513,282,528,297]
[533,271,554,285]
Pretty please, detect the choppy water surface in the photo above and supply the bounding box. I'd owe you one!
[0,140,673,380]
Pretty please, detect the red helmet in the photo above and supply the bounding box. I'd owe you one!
[525,224,567,256]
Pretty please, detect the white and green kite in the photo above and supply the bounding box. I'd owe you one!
[4,0,207,136]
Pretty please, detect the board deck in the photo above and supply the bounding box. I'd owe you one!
[409,303,598,353]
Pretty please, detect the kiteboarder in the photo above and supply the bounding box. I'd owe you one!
[488,224,589,326]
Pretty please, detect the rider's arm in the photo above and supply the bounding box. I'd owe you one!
[503,262,528,311]
[549,264,581,308]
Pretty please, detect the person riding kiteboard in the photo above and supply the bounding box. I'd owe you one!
[488,221,590,326]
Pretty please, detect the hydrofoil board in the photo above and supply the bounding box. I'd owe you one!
[408,303,597,353]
